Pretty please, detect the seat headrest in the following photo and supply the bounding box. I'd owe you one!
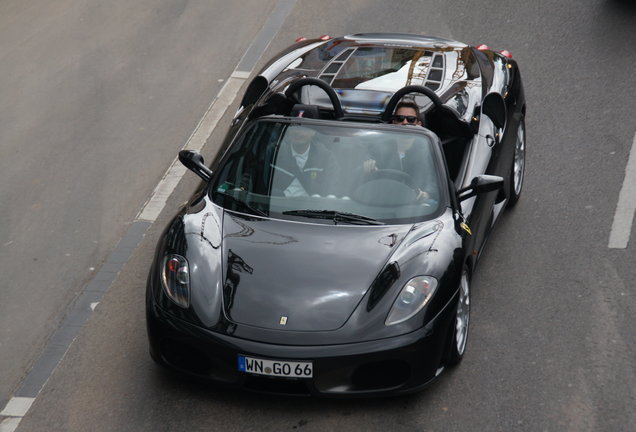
[425,105,474,139]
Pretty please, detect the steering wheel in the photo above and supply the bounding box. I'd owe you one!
[368,169,416,189]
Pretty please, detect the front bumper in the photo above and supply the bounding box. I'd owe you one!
[146,297,456,397]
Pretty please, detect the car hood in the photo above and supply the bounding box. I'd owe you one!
[221,213,412,332]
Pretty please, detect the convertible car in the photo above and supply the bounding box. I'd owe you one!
[146,33,526,396]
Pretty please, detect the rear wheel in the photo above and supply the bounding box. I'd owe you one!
[446,267,470,366]
[507,117,525,208]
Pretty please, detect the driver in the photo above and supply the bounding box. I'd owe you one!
[272,125,339,197]
[362,101,436,201]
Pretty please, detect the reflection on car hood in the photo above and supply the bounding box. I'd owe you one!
[221,213,411,332]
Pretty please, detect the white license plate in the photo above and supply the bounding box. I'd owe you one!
[238,355,313,378]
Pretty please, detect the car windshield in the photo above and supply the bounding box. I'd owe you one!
[210,119,446,224]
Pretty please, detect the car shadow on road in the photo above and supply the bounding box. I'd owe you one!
[147,361,459,430]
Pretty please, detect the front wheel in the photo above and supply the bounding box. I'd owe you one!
[507,117,526,208]
[446,267,470,366]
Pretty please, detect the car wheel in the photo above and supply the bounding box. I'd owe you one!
[446,267,470,366]
[507,117,525,208]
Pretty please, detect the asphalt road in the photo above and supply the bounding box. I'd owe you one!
[0,0,277,409]
[2,0,636,431]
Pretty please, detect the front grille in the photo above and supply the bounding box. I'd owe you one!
[351,360,411,390]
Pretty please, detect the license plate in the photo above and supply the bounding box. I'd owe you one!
[238,355,313,378]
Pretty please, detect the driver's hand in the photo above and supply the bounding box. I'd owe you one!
[363,159,377,173]
[416,189,430,201]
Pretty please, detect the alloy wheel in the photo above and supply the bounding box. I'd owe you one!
[513,120,526,197]
[455,269,470,356]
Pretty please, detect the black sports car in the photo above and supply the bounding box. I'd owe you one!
[146,33,526,396]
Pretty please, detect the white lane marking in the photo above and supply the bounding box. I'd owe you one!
[0,397,34,417]
[136,0,298,223]
[90,302,99,311]
[231,70,251,79]
[136,75,247,222]
[609,132,636,248]
[0,417,21,432]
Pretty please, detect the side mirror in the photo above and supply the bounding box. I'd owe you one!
[179,150,213,182]
[457,175,504,201]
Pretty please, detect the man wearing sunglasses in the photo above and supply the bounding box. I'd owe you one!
[391,101,423,127]
[361,101,435,202]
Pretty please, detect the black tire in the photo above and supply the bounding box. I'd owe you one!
[446,267,470,366]
[507,117,525,208]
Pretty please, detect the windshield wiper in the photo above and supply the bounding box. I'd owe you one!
[282,209,384,225]
[214,192,267,217]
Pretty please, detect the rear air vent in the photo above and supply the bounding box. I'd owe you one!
[424,53,445,91]
[319,48,355,85]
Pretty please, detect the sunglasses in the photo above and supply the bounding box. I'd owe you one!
[392,115,419,124]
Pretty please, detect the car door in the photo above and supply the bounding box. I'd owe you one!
[458,94,505,258]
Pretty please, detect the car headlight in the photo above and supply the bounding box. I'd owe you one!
[385,276,438,326]
[161,254,190,308]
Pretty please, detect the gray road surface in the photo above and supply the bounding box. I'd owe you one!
[0,0,277,408]
[2,0,636,431]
